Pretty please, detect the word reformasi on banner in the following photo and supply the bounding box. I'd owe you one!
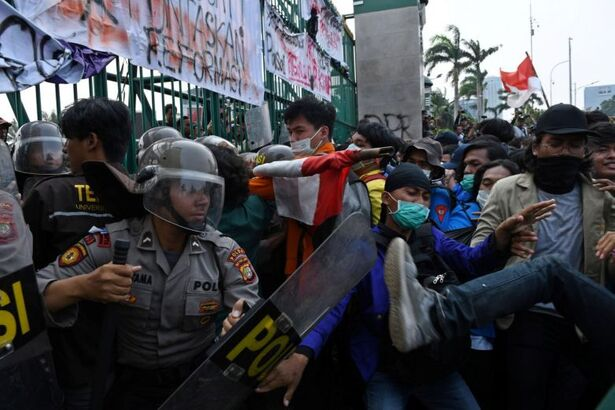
[16,0,265,106]
[264,3,331,101]
[301,0,344,63]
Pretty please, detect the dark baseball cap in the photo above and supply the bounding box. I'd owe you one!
[0,118,10,128]
[442,143,469,170]
[534,104,596,137]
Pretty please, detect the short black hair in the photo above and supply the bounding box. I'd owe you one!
[164,104,173,113]
[589,121,615,148]
[442,144,458,156]
[355,120,402,150]
[456,141,508,180]
[508,147,527,171]
[61,97,130,163]
[284,96,336,138]
[177,116,189,127]
[586,110,610,127]
[207,145,249,210]
[477,118,515,144]
[473,134,501,144]
[471,159,520,199]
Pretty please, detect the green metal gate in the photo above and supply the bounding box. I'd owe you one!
[3,0,357,172]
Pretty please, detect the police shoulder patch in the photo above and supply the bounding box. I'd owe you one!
[59,243,88,267]
[95,232,111,248]
[0,211,17,244]
[228,247,257,284]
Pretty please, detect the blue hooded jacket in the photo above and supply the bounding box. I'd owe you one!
[299,224,506,382]
[429,186,480,232]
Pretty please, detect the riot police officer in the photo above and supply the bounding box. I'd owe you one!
[0,189,62,409]
[37,139,260,408]
[136,126,183,165]
[12,121,69,197]
[21,98,130,408]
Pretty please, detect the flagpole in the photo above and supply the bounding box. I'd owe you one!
[525,51,550,108]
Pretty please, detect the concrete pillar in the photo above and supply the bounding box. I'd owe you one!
[354,0,425,142]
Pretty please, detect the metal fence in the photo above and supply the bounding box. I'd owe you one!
[3,0,357,172]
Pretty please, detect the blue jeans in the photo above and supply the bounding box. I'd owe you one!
[364,371,479,410]
[438,256,615,370]
[436,256,615,408]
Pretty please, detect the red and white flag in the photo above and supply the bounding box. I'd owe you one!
[253,150,358,226]
[500,56,541,108]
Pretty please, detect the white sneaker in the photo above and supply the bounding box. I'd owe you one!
[384,237,441,353]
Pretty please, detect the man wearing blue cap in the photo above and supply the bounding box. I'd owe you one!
[472,103,615,409]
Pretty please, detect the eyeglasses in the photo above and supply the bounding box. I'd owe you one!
[539,140,585,154]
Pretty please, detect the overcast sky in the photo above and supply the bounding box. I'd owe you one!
[333,0,614,109]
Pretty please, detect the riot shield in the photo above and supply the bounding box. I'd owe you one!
[0,190,61,408]
[245,103,273,151]
[0,141,18,198]
[160,212,377,410]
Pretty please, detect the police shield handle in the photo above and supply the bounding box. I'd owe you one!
[89,238,132,410]
[112,239,130,265]
[111,239,134,303]
[356,146,395,161]
[221,299,247,337]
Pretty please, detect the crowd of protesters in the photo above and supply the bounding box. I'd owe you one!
[0,96,614,410]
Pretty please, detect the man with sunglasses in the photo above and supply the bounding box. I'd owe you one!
[472,103,615,409]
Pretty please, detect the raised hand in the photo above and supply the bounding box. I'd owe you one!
[83,263,139,303]
[494,199,556,252]
[593,178,615,193]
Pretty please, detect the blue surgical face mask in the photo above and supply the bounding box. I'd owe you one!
[460,173,475,192]
[388,194,430,230]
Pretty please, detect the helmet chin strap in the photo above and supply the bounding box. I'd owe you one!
[163,203,204,234]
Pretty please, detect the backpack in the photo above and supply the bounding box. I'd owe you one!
[375,224,471,384]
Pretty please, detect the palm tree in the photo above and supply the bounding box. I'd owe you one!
[425,25,469,120]
[460,39,499,118]
[430,89,454,130]
[459,74,484,100]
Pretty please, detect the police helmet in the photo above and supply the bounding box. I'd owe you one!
[137,126,183,165]
[196,135,238,153]
[137,139,224,233]
[255,144,294,166]
[13,121,68,175]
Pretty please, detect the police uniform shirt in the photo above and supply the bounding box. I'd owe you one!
[0,191,32,273]
[22,174,118,270]
[0,190,64,409]
[36,215,260,369]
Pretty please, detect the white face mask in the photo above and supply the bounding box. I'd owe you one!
[422,169,432,179]
[290,127,324,157]
[476,189,490,208]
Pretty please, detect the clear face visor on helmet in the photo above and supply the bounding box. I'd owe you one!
[143,169,225,233]
[13,136,68,175]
